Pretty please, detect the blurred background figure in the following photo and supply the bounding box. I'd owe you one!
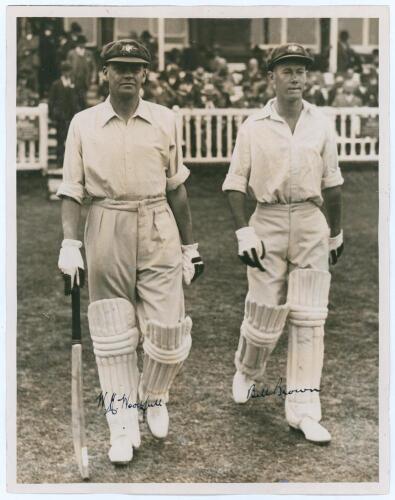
[17,21,40,92]
[303,73,326,106]
[67,34,96,109]
[332,80,362,107]
[48,61,81,168]
[16,70,39,106]
[38,23,58,97]
[176,72,203,108]
[337,30,362,73]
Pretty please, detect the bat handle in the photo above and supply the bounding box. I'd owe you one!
[71,286,81,345]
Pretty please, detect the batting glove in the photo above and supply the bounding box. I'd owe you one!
[181,243,204,286]
[236,226,265,271]
[329,230,344,266]
[58,239,85,294]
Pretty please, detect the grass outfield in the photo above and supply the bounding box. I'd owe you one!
[16,165,378,483]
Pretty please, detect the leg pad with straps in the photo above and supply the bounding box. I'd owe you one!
[285,269,331,427]
[235,299,289,382]
[139,316,192,403]
[88,298,140,449]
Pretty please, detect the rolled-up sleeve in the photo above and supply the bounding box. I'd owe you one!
[166,113,190,192]
[222,123,250,193]
[56,116,85,204]
[321,119,344,190]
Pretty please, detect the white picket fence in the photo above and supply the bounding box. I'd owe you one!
[16,104,379,172]
[175,107,379,163]
[16,103,48,172]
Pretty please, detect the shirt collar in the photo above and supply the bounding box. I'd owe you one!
[253,97,314,122]
[100,96,153,127]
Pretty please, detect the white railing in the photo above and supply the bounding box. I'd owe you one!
[175,107,379,163]
[16,104,378,172]
[16,103,48,172]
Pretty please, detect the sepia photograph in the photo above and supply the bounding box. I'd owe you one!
[6,4,389,495]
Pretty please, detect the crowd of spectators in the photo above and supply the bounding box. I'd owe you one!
[17,22,379,111]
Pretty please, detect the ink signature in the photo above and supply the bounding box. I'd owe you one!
[247,377,320,400]
[96,391,162,415]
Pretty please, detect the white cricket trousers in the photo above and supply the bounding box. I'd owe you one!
[247,201,329,305]
[247,201,330,426]
[84,197,185,331]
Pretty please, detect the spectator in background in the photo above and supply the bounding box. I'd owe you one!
[176,72,203,108]
[328,75,345,105]
[55,31,73,76]
[242,58,263,87]
[48,61,81,168]
[371,49,379,70]
[354,74,370,105]
[332,80,362,107]
[303,74,326,106]
[67,22,82,50]
[201,83,222,108]
[67,35,96,109]
[17,22,40,92]
[39,23,58,97]
[16,70,39,106]
[161,63,182,91]
[337,30,362,73]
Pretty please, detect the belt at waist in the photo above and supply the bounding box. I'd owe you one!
[256,200,318,212]
[91,196,167,212]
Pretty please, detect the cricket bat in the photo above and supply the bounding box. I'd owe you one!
[71,285,89,480]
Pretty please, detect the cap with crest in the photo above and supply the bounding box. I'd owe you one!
[101,39,151,65]
[267,43,313,71]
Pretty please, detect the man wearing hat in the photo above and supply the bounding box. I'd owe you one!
[57,39,204,464]
[67,34,96,109]
[48,61,81,168]
[223,43,344,443]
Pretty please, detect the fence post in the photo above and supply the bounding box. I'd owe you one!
[38,103,48,174]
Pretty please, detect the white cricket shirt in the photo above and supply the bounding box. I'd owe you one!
[222,98,344,205]
[57,96,190,204]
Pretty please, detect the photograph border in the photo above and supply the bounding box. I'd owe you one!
[6,3,390,495]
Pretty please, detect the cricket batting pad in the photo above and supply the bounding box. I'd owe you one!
[285,269,331,427]
[235,299,289,382]
[139,316,192,403]
[88,298,141,449]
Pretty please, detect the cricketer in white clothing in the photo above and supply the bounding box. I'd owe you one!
[57,39,204,465]
[223,43,344,444]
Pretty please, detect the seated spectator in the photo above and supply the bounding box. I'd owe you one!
[303,74,326,106]
[193,66,209,89]
[332,80,362,107]
[201,83,224,108]
[16,70,39,106]
[161,64,181,91]
[354,74,370,105]
[328,75,345,105]
[242,58,263,86]
[176,72,203,108]
[212,66,234,107]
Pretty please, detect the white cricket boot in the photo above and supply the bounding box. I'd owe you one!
[232,370,255,404]
[290,416,331,444]
[146,403,169,439]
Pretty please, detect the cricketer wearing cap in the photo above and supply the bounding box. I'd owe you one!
[223,43,344,444]
[57,39,204,464]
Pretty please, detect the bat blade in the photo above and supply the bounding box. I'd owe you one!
[71,344,89,479]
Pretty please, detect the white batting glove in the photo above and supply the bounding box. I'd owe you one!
[58,239,85,293]
[236,226,266,272]
[329,230,344,266]
[181,243,204,286]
